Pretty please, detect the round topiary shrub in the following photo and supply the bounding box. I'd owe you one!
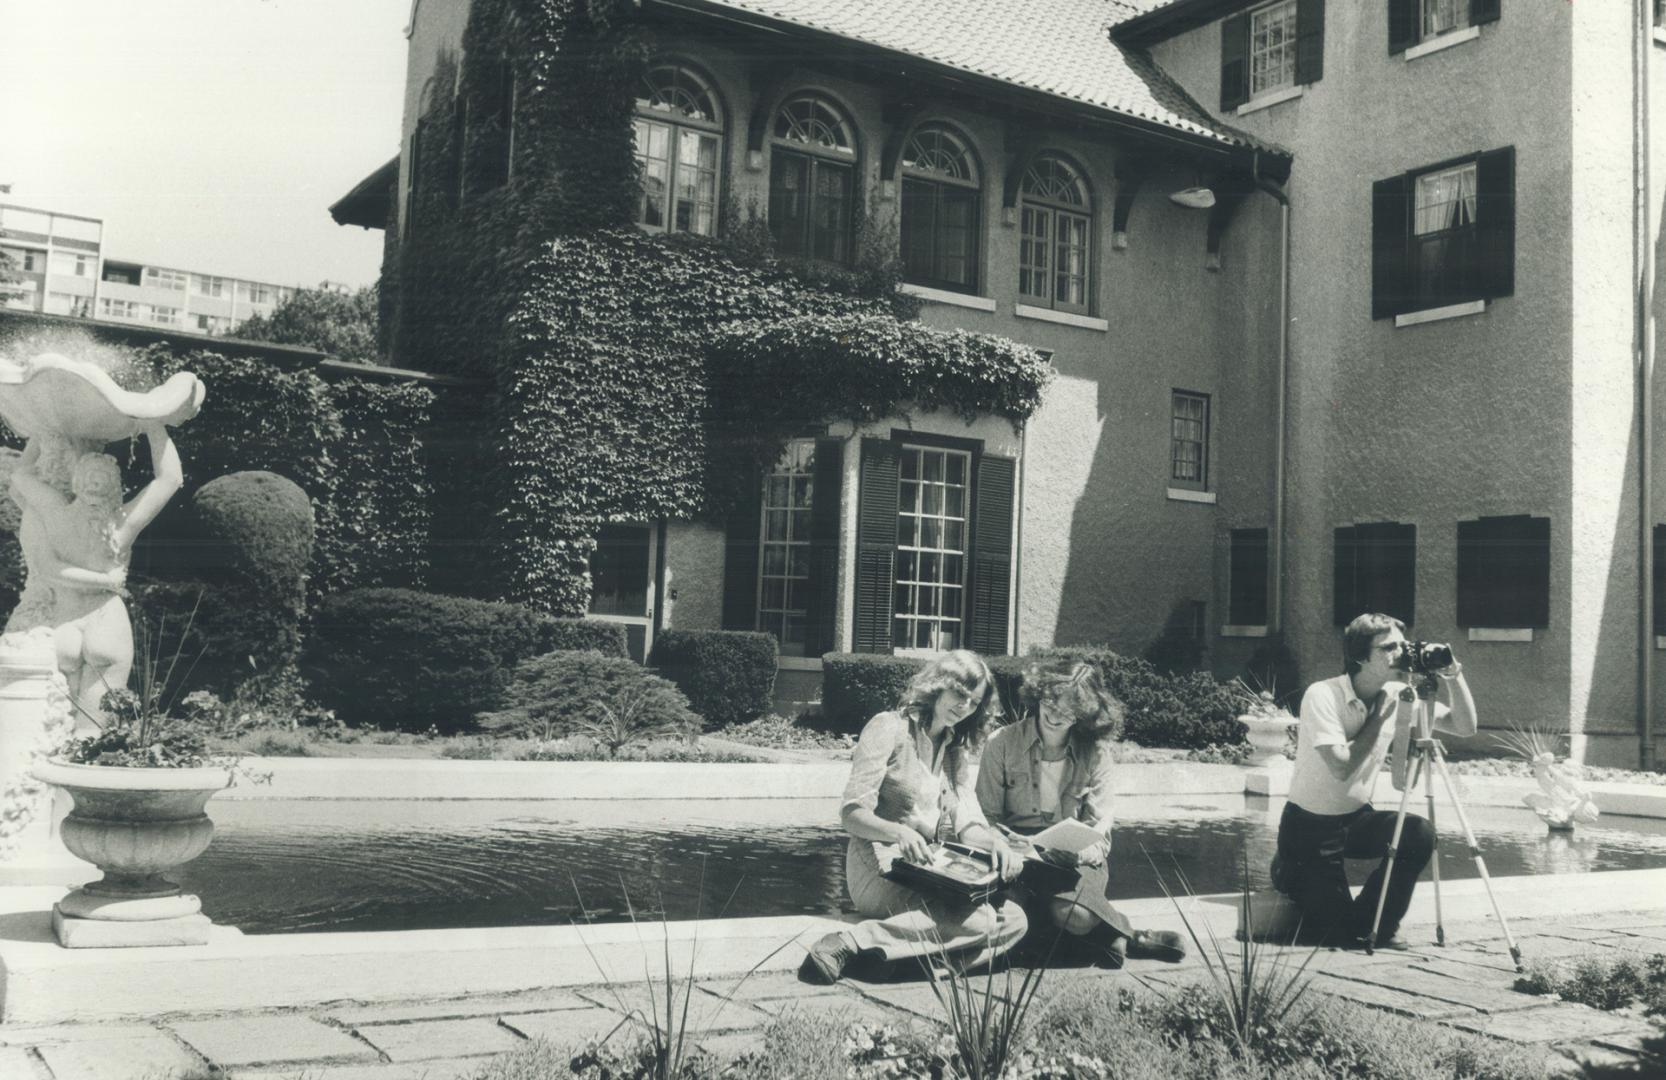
[304,588,566,732]
[476,650,700,752]
[651,629,777,727]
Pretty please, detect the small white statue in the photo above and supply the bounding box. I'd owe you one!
[1498,726,1599,832]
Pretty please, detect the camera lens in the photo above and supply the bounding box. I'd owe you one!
[1423,643,1453,670]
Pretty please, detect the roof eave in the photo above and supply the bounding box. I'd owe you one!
[329,156,399,230]
[1111,0,1260,48]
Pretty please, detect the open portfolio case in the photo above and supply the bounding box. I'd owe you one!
[880,818,1109,903]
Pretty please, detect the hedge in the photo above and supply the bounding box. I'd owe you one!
[819,653,923,734]
[302,588,618,731]
[476,650,700,748]
[651,629,777,727]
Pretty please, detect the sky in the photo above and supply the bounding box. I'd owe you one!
[0,0,409,290]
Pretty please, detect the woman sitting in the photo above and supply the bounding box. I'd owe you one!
[801,650,1027,984]
[975,657,1186,967]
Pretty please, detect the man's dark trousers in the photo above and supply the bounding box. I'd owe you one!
[1274,801,1435,943]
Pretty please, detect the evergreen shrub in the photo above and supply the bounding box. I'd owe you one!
[547,617,629,657]
[476,650,699,748]
[819,653,923,733]
[303,588,562,732]
[651,629,777,727]
[1025,646,1244,749]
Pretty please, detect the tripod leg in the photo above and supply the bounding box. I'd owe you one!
[1429,745,1524,972]
[1366,744,1422,955]
[1422,725,1444,947]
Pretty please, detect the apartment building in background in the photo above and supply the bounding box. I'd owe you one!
[1,202,298,336]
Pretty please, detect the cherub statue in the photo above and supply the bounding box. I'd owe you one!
[1498,726,1599,831]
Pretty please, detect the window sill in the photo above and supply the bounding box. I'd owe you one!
[1656,634,1666,650]
[777,656,823,672]
[1236,85,1304,116]
[1404,24,1480,62]
[901,283,997,312]
[1220,625,1270,638]
[1166,488,1217,505]
[1014,304,1108,332]
[1467,627,1534,643]
[1394,299,1486,328]
[1655,26,1666,46]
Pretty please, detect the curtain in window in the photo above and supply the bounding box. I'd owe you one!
[1414,166,1476,235]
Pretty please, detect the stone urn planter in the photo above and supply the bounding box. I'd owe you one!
[1238,712,1297,769]
[32,759,231,947]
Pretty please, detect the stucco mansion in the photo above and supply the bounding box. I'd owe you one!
[332,0,1666,769]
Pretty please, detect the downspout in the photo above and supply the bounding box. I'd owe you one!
[1013,416,1028,656]
[1639,0,1657,771]
[1251,153,1291,635]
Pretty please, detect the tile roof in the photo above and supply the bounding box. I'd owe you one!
[674,0,1279,154]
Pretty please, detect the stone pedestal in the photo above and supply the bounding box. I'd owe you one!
[0,635,92,886]
[1245,757,1295,797]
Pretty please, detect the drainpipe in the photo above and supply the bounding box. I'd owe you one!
[1251,153,1291,635]
[1639,0,1657,771]
[1013,415,1028,656]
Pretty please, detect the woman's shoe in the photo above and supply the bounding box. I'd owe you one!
[1126,929,1188,962]
[799,932,859,984]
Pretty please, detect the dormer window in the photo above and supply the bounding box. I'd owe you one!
[633,64,723,236]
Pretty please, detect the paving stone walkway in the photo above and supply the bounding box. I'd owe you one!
[2,910,1662,1079]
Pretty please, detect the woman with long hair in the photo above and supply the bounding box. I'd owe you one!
[800,649,1027,984]
[975,657,1185,966]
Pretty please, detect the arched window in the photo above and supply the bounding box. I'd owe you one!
[900,124,980,293]
[633,64,723,236]
[768,94,857,264]
[1018,154,1092,314]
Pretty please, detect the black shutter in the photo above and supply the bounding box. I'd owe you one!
[1372,174,1412,320]
[1654,524,1665,636]
[1456,518,1487,627]
[1333,526,1358,625]
[969,455,1016,655]
[1470,0,1501,27]
[1388,0,1418,55]
[804,438,844,656]
[1296,0,1325,85]
[1475,146,1515,302]
[853,438,900,653]
[1229,528,1270,626]
[721,467,764,631]
[1220,13,1250,113]
[1373,522,1417,626]
[1518,516,1551,628]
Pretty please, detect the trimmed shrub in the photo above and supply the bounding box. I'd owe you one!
[476,650,700,751]
[1026,645,1244,749]
[651,629,777,727]
[819,653,922,733]
[547,617,629,657]
[304,588,564,732]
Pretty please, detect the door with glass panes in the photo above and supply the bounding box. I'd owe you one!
[588,523,658,662]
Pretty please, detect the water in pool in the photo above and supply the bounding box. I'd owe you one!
[177,795,1666,934]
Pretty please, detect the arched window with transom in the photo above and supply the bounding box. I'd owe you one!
[633,64,723,236]
[900,124,980,294]
[1018,154,1093,315]
[768,94,858,264]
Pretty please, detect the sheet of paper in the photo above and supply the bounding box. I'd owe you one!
[1029,817,1104,853]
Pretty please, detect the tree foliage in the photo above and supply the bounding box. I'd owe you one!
[234,284,380,363]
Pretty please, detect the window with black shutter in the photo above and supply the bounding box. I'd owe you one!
[1389,0,1500,55]
[1333,522,1416,626]
[1456,515,1550,628]
[1654,524,1666,636]
[1220,0,1324,112]
[1229,528,1270,627]
[1372,147,1514,319]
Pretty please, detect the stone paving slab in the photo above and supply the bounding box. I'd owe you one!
[498,1007,632,1048]
[0,1022,162,1046]
[748,989,907,1029]
[171,1014,378,1068]
[695,971,811,1002]
[1445,1002,1653,1044]
[35,1032,206,1080]
[1305,973,1479,1020]
[1325,962,1539,1013]
[1607,925,1666,943]
[327,988,593,1026]
[1405,955,1528,990]
[356,1017,527,1063]
[0,1046,32,1079]
[231,1060,486,1080]
[1591,1027,1666,1060]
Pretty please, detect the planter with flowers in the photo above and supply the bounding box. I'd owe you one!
[1231,678,1298,768]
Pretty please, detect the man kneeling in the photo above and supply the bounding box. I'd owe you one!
[1273,613,1475,947]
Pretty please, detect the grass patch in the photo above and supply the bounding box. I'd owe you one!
[1516,949,1666,1014]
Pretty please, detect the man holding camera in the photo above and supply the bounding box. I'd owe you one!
[1272,612,1476,947]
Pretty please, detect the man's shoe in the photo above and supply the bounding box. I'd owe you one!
[800,932,859,984]
[1269,853,1294,896]
[1097,933,1128,969]
[1127,929,1188,962]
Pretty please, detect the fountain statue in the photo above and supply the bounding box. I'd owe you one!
[0,351,203,871]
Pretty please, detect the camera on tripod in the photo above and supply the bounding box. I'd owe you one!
[1392,640,1455,676]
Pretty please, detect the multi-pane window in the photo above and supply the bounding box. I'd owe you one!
[100,297,135,318]
[150,305,180,326]
[1412,161,1477,308]
[769,95,857,264]
[1018,155,1091,314]
[1249,1,1298,97]
[145,268,186,291]
[894,446,969,651]
[193,274,225,297]
[1373,148,1514,319]
[757,440,815,656]
[633,65,722,237]
[1170,391,1210,491]
[900,124,979,293]
[1421,0,1467,39]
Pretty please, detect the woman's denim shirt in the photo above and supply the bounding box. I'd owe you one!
[841,710,987,842]
[974,718,1114,837]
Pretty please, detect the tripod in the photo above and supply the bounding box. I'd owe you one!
[1364,672,1524,972]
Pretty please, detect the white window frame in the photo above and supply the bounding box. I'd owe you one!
[1421,0,1469,41]
[893,444,971,655]
[1018,155,1093,316]
[755,439,816,657]
[1170,390,1211,492]
[1248,0,1299,99]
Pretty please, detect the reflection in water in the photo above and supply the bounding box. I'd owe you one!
[177,798,1666,935]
